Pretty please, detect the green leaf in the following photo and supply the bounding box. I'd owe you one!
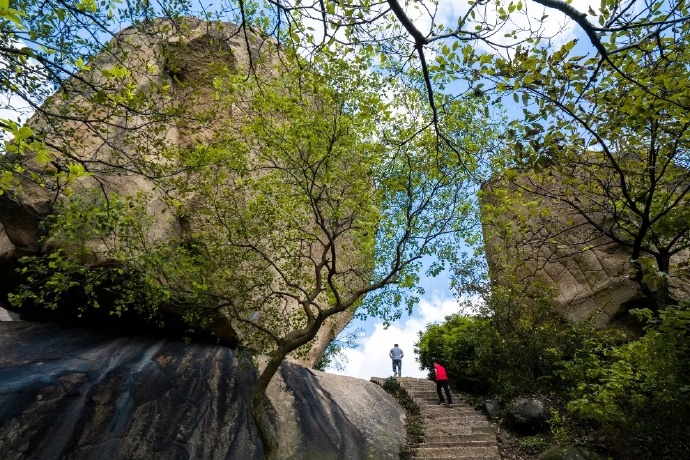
[17,126,32,139]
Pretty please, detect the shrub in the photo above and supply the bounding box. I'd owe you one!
[416,284,586,400]
[561,301,690,459]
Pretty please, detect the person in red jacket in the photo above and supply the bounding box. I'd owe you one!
[433,359,454,407]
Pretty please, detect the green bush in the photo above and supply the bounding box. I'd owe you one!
[416,284,586,400]
[380,377,421,416]
[7,190,221,337]
[416,314,491,392]
[560,301,690,459]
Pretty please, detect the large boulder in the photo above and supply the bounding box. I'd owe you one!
[0,18,371,366]
[481,179,690,330]
[483,399,502,419]
[0,305,19,321]
[0,321,405,459]
[505,397,552,435]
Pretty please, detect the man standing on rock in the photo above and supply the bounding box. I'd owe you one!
[389,344,404,377]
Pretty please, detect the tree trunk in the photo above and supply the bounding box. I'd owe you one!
[246,316,329,459]
[655,254,671,310]
[249,354,283,460]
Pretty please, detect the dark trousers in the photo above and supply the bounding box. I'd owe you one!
[436,379,452,404]
[392,359,402,376]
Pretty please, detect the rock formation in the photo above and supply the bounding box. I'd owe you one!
[0,17,372,366]
[481,178,690,330]
[0,321,405,459]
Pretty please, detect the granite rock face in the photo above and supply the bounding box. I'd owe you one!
[0,306,19,321]
[0,321,405,460]
[481,180,690,330]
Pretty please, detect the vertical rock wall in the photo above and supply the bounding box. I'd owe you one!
[481,179,690,329]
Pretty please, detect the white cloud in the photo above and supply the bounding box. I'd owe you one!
[328,296,466,380]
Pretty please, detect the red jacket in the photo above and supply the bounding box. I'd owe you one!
[434,363,448,381]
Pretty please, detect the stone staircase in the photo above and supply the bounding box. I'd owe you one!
[372,377,500,460]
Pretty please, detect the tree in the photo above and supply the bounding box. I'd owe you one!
[8,33,487,457]
[0,4,487,456]
[10,0,690,456]
[238,1,690,125]
[313,326,364,372]
[232,2,690,307]
[312,0,690,313]
[8,0,689,307]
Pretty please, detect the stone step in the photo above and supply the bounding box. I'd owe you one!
[419,406,482,413]
[422,413,489,425]
[420,404,477,410]
[417,402,466,406]
[418,440,496,448]
[412,446,500,458]
[411,396,463,403]
[421,410,481,417]
[415,400,468,406]
[420,409,479,415]
[373,377,499,460]
[426,419,486,428]
[420,410,488,417]
[423,433,496,444]
[470,426,496,434]
[407,391,458,402]
[425,426,495,435]
[430,427,473,436]
[410,456,500,460]
[412,396,463,403]
[417,401,470,408]
[430,428,492,437]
